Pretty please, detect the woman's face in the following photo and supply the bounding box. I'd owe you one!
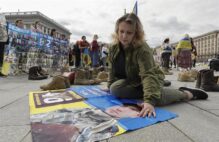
[118,21,135,48]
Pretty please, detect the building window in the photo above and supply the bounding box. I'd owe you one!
[26,24,31,29]
[44,28,46,34]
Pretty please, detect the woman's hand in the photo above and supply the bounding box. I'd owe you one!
[137,102,156,118]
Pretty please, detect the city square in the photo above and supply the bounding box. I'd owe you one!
[0,67,219,142]
[1,0,219,142]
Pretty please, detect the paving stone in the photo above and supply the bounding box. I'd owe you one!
[0,78,51,108]
[109,122,192,142]
[0,91,25,108]
[1,70,219,142]
[0,97,30,126]
[20,132,32,142]
[164,103,219,142]
[0,125,30,142]
[188,94,219,110]
[208,109,219,116]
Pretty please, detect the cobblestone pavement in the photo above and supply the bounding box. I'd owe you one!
[0,68,219,142]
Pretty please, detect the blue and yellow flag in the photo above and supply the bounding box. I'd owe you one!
[132,1,138,15]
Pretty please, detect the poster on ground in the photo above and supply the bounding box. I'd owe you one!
[29,86,177,142]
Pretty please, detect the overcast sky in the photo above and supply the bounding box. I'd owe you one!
[1,0,219,47]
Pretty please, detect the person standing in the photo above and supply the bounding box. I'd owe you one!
[101,43,109,68]
[90,34,100,67]
[73,41,81,68]
[172,47,177,68]
[69,47,75,67]
[79,36,90,67]
[176,34,192,70]
[190,38,197,68]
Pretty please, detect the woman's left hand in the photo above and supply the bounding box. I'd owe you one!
[137,102,156,118]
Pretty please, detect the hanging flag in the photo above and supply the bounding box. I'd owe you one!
[132,1,138,15]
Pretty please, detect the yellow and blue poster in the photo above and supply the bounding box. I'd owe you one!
[29,86,177,142]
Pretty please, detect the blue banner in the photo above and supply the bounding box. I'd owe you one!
[29,86,178,142]
[4,23,69,75]
[71,86,178,131]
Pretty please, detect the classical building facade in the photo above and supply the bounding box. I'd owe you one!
[170,30,219,62]
[193,30,219,62]
[3,11,71,39]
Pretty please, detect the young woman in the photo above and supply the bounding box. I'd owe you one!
[107,13,208,118]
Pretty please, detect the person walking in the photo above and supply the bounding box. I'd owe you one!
[176,34,192,70]
[161,38,173,75]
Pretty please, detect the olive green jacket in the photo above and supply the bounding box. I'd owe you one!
[108,42,165,105]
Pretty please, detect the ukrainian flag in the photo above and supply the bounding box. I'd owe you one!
[132,1,138,15]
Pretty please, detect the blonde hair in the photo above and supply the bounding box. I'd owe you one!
[112,13,145,47]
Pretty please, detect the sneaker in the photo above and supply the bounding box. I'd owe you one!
[179,87,208,100]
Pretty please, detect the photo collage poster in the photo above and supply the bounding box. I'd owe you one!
[3,23,69,75]
[29,86,177,142]
[0,14,8,42]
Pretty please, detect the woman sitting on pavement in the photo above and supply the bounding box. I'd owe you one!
[106,13,208,118]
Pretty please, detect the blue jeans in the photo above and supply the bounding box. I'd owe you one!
[110,79,187,106]
[91,51,99,67]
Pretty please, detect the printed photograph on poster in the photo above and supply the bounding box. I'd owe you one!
[31,108,119,142]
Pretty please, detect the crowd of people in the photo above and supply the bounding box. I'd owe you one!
[0,12,210,118]
[0,16,198,78]
[69,35,109,69]
[156,35,197,75]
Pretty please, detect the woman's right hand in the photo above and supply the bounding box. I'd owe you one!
[137,102,156,118]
